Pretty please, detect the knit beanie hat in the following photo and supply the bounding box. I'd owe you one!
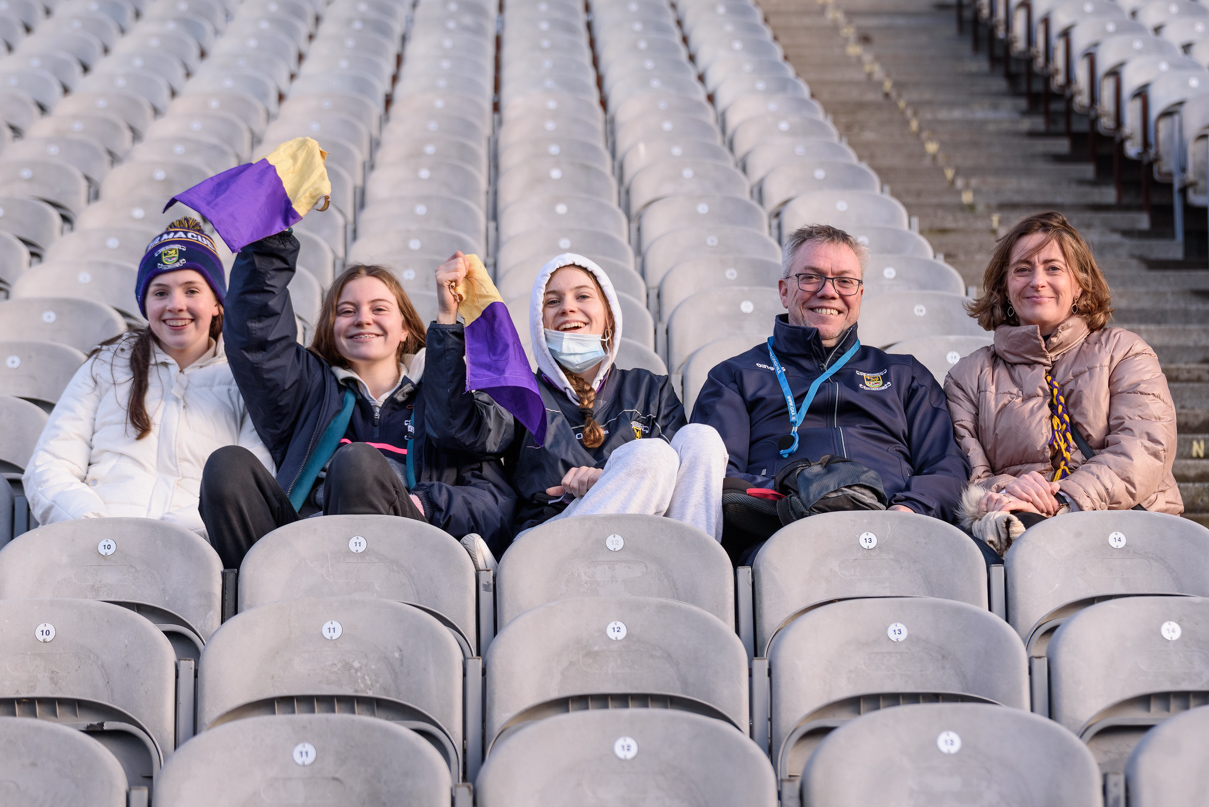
[135,217,226,315]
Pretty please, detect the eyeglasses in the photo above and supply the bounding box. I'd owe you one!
[792,273,863,296]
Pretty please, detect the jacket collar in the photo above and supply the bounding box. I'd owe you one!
[149,336,222,371]
[770,315,860,367]
[331,350,425,406]
[993,316,1090,367]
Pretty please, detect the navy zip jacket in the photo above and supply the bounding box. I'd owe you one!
[690,316,969,521]
[423,323,686,535]
[224,232,516,547]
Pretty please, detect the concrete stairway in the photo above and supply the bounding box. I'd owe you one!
[758,0,1209,523]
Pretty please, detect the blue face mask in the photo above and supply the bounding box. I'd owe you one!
[545,329,608,374]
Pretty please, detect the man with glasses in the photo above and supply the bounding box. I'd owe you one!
[692,224,968,548]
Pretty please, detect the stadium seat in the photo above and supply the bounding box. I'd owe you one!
[143,113,253,162]
[55,92,155,138]
[75,197,201,239]
[753,511,990,657]
[759,160,881,213]
[496,229,635,280]
[498,136,611,176]
[238,514,479,657]
[643,225,781,287]
[43,226,153,267]
[4,136,111,186]
[348,229,483,269]
[13,262,142,323]
[495,514,734,629]
[852,224,936,257]
[0,717,131,806]
[713,75,808,116]
[768,597,1029,781]
[484,597,748,753]
[0,339,86,409]
[703,56,796,96]
[1048,596,1209,773]
[626,161,748,218]
[0,230,28,286]
[1007,511,1209,657]
[1125,705,1209,807]
[863,254,966,295]
[730,115,840,164]
[613,115,722,163]
[0,394,47,478]
[0,598,177,790]
[497,193,629,244]
[742,139,861,185]
[887,334,994,383]
[0,158,90,221]
[779,190,910,240]
[0,517,224,660]
[665,286,782,371]
[619,138,735,192]
[98,160,214,205]
[858,291,985,348]
[658,255,782,324]
[197,597,466,779]
[800,703,1102,806]
[497,160,617,208]
[609,91,714,133]
[0,297,126,352]
[637,194,767,254]
[155,714,453,807]
[723,95,826,138]
[679,334,768,417]
[129,137,241,176]
[364,161,486,209]
[476,709,777,807]
[0,195,62,257]
[167,92,270,138]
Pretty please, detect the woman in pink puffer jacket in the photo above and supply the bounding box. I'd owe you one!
[944,212,1182,553]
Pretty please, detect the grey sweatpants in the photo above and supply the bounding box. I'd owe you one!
[549,423,727,540]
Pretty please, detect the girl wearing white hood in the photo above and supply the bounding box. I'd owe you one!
[426,252,727,541]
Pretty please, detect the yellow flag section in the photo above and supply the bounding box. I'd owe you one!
[454,254,505,325]
[264,137,332,216]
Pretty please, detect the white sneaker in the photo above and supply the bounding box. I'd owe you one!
[460,533,497,572]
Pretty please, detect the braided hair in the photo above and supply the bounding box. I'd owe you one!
[546,265,616,449]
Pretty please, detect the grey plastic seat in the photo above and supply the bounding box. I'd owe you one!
[887,334,994,383]
[0,88,40,134]
[851,224,934,258]
[201,51,292,95]
[853,291,984,349]
[497,159,617,208]
[0,339,86,408]
[753,511,990,657]
[76,68,172,114]
[743,139,859,184]
[168,91,270,138]
[730,115,840,163]
[1048,596,1209,773]
[156,714,452,807]
[364,161,486,209]
[238,514,479,656]
[497,193,628,244]
[496,514,733,629]
[628,162,749,217]
[596,36,688,77]
[759,160,881,212]
[74,197,197,240]
[601,56,699,98]
[387,92,491,128]
[43,226,154,267]
[0,517,224,659]
[496,228,634,280]
[864,254,965,296]
[712,74,808,115]
[112,28,202,73]
[614,116,722,165]
[476,709,776,807]
[651,248,774,316]
[484,596,748,752]
[377,136,488,178]
[0,297,126,352]
[0,195,61,256]
[500,91,604,128]
[496,261,647,314]
[16,29,105,71]
[800,703,1102,807]
[54,92,154,138]
[680,334,768,416]
[500,72,599,107]
[3,136,110,186]
[665,286,782,371]
[0,230,29,285]
[143,113,253,161]
[130,137,240,176]
[769,596,1029,781]
[293,72,392,114]
[619,137,734,191]
[0,65,62,109]
[198,597,465,778]
[0,394,47,476]
[722,95,824,140]
[0,598,177,789]
[348,229,482,269]
[1125,705,1209,807]
[360,196,488,248]
[643,225,781,288]
[1006,511,1209,657]
[0,717,130,806]
[638,194,766,254]
[780,190,911,240]
[498,114,604,150]
[279,92,379,139]
[702,54,796,94]
[605,73,707,116]
[266,111,372,165]
[497,136,610,177]
[0,158,89,219]
[382,110,488,151]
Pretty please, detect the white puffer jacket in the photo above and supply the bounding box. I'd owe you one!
[23,336,273,535]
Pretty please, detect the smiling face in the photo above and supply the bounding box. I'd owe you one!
[1006,232,1082,336]
[778,240,864,346]
[541,266,610,335]
[332,275,407,373]
[145,269,220,366]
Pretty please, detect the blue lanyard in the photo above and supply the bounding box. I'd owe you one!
[767,336,861,458]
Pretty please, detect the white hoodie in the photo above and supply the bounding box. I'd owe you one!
[23,336,273,535]
[528,252,624,403]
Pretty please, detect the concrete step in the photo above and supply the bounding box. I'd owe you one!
[1166,365,1209,383]
[1177,481,1208,512]
[1181,513,1209,528]
[1175,459,1209,483]
[1176,435,1209,460]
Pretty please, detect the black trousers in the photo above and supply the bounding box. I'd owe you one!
[199,442,424,570]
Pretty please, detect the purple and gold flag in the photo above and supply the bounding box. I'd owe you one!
[457,255,547,447]
[164,137,331,252]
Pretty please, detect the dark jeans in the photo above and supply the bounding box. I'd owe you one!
[199,442,424,569]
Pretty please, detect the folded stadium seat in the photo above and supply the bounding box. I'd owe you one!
[601,58,700,100]
[500,72,599,107]
[74,197,201,242]
[886,334,994,383]
[497,228,633,278]
[1182,93,1209,206]
[0,49,84,91]
[129,137,241,176]
[638,194,767,255]
[183,68,280,117]
[799,703,1102,807]
[43,226,157,267]
[1162,17,1209,49]
[140,12,218,54]
[722,95,826,139]
[758,160,881,214]
[0,598,178,790]
[112,27,202,74]
[768,597,1029,783]
[643,225,781,288]
[399,66,493,100]
[619,138,734,193]
[0,230,28,286]
[730,114,840,163]
[477,709,777,807]
[779,190,910,242]
[13,262,142,323]
[688,19,778,55]
[0,296,126,353]
[51,94,154,142]
[1124,61,1208,161]
[1049,11,1132,94]
[40,10,122,49]
[702,55,796,97]
[166,92,269,139]
[383,114,488,159]
[223,14,305,53]
[237,514,480,657]
[197,597,467,780]
[242,0,316,32]
[0,717,131,806]
[1006,511,1209,659]
[371,136,485,177]
[0,339,85,410]
[498,116,606,152]
[500,56,596,91]
[497,194,629,244]
[1136,0,1209,32]
[665,286,782,371]
[496,259,647,309]
[605,75,710,121]
[1038,0,1126,77]
[610,111,718,154]
[713,75,811,119]
[504,289,654,350]
[608,92,715,138]
[360,196,489,249]
[0,88,39,134]
[156,714,454,807]
[1084,34,1179,124]
[409,34,501,70]
[0,0,44,31]
[751,511,991,658]
[347,229,483,271]
[388,93,493,135]
[1146,70,1209,183]
[502,92,606,130]
[679,333,771,416]
[0,195,60,258]
[3,136,111,188]
[484,596,748,753]
[1125,706,1209,806]
[597,34,689,75]
[0,517,224,660]
[863,253,966,296]
[851,223,935,257]
[290,72,388,115]
[143,113,253,162]
[26,112,133,164]
[658,257,781,326]
[211,28,300,73]
[1047,596,1209,774]
[495,513,734,630]
[16,29,105,73]
[680,0,766,34]
[858,291,984,348]
[365,161,486,210]
[0,394,47,478]
[0,158,90,220]
[98,161,213,207]
[1104,54,1202,159]
[625,161,749,219]
[77,68,173,115]
[1064,19,1149,112]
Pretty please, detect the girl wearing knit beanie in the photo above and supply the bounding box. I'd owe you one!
[23,218,274,535]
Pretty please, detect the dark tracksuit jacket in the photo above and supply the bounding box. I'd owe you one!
[423,323,686,536]
[224,232,516,547]
[690,315,969,521]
